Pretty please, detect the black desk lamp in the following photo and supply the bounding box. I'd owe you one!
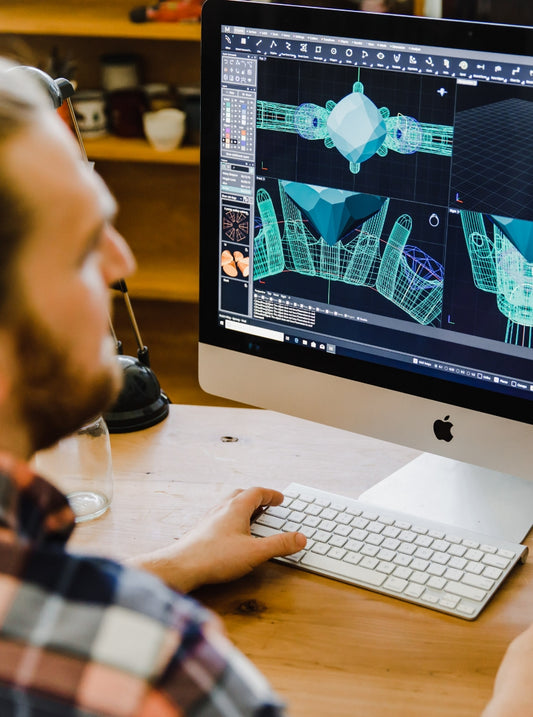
[11,65,170,432]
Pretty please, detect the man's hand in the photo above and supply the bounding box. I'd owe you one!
[128,487,306,593]
[482,623,533,716]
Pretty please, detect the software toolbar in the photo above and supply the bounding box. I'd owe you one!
[222,26,533,86]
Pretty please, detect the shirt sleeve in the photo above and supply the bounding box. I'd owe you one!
[153,608,287,716]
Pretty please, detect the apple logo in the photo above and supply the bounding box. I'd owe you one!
[433,415,453,442]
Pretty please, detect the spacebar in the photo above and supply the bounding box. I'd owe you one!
[300,552,386,587]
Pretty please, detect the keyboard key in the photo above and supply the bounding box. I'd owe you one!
[465,562,484,578]
[319,519,336,532]
[411,558,429,571]
[411,524,428,535]
[448,556,467,570]
[405,583,425,598]
[462,539,480,549]
[345,505,362,517]
[298,492,315,504]
[284,549,306,562]
[352,517,369,529]
[482,554,510,569]
[439,595,460,610]
[446,581,485,602]
[414,547,433,560]
[304,503,322,516]
[360,556,379,570]
[313,530,330,543]
[427,576,446,590]
[393,553,412,567]
[465,548,483,562]
[333,524,352,537]
[351,528,369,541]
[384,576,408,593]
[444,567,463,582]
[299,526,316,538]
[498,549,516,559]
[457,602,476,616]
[432,539,450,552]
[427,563,446,577]
[377,548,396,562]
[252,523,277,537]
[336,512,353,525]
[301,551,387,587]
[290,500,307,512]
[414,534,433,548]
[361,544,379,557]
[284,521,301,533]
[483,566,502,580]
[284,487,299,498]
[383,525,401,538]
[367,521,385,534]
[393,566,412,580]
[463,573,494,591]
[328,547,347,560]
[331,501,347,512]
[345,538,363,552]
[432,551,450,565]
[269,506,291,519]
[448,544,467,557]
[256,514,285,529]
[383,537,400,551]
[399,530,416,543]
[345,551,363,565]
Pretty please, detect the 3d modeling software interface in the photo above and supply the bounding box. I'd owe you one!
[217,22,533,402]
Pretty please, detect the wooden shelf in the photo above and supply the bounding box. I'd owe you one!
[84,136,200,165]
[0,2,201,41]
[1,0,202,305]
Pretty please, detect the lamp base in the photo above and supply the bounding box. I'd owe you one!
[104,354,170,433]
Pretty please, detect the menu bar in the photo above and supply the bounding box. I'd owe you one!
[222,27,533,86]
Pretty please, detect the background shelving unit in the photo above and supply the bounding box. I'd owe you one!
[0,0,202,302]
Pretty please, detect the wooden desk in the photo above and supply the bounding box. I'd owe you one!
[70,405,533,717]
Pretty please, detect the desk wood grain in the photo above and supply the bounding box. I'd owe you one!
[69,405,533,717]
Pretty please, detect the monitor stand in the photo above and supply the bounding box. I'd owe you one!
[359,453,533,544]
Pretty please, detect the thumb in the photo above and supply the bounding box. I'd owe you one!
[255,531,307,562]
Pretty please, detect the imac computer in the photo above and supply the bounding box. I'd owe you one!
[198,0,533,547]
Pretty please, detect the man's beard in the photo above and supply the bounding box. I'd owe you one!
[13,313,123,453]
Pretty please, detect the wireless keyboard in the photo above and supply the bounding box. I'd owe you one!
[251,483,528,619]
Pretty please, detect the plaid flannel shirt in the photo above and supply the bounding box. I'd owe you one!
[0,452,285,716]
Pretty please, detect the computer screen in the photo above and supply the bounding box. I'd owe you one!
[199,0,533,537]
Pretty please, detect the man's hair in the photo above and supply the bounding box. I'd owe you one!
[0,59,48,316]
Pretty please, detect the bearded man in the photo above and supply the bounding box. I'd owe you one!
[0,61,305,716]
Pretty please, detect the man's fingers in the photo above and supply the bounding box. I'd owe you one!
[254,531,307,562]
[232,486,285,514]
